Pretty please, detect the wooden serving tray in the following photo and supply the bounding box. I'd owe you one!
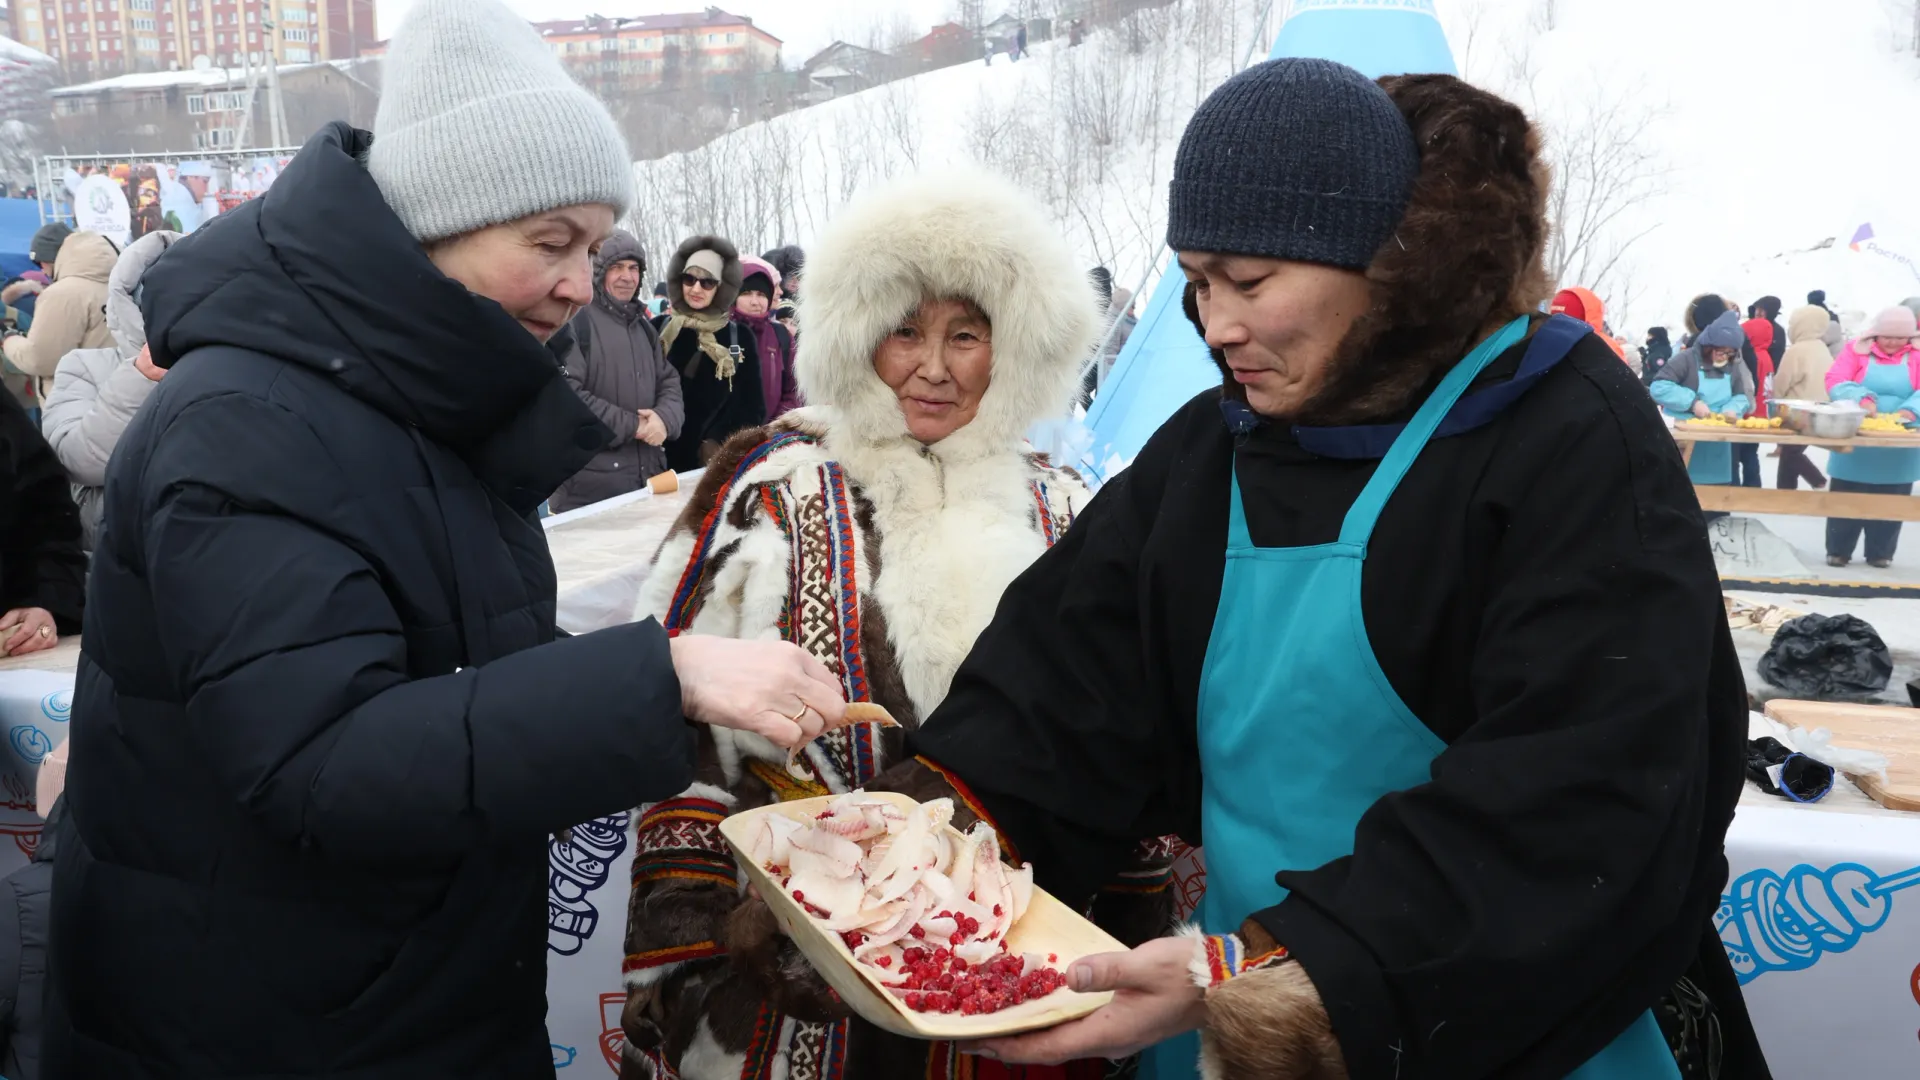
[718,791,1126,1039]
[1763,700,1920,811]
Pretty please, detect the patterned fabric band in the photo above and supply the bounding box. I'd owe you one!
[631,796,734,888]
[622,939,725,976]
[1201,933,1291,987]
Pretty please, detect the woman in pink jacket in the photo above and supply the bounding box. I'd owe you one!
[1823,306,1920,566]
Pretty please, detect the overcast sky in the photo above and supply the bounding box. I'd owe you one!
[372,0,953,63]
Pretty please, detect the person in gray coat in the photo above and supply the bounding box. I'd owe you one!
[39,230,179,550]
[551,229,685,514]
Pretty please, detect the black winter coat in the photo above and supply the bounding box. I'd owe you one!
[655,313,765,472]
[912,329,1765,1080]
[0,391,83,632]
[49,123,696,1079]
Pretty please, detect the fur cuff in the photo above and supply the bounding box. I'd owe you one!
[1179,924,1292,989]
[1199,960,1350,1080]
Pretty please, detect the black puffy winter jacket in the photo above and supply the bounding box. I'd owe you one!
[48,123,695,1078]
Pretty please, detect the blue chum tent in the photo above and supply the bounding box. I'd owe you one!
[0,199,50,283]
[1078,0,1458,479]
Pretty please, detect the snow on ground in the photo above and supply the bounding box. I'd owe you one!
[628,0,1272,298]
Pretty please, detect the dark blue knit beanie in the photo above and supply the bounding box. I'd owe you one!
[1168,58,1420,269]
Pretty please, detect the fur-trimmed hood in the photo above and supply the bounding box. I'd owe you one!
[1181,73,1554,424]
[665,233,743,317]
[797,168,1098,455]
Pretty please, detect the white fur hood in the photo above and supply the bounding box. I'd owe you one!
[795,168,1100,462]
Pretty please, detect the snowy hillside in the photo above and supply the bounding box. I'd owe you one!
[627,0,1274,302]
[1441,0,1920,338]
[629,0,1920,344]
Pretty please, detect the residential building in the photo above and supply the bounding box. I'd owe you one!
[46,56,377,152]
[361,7,781,93]
[799,40,915,100]
[10,0,375,82]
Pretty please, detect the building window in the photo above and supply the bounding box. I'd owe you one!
[25,26,40,39]
[246,29,255,42]
[132,15,153,28]
[193,128,236,150]
[245,9,253,21]
[130,0,153,9]
[215,30,224,42]
[285,45,308,60]
[706,33,714,43]
[187,92,204,112]
[281,25,304,41]
[189,17,197,28]
[22,5,36,17]
[727,32,736,42]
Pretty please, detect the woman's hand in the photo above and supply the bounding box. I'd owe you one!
[668,635,846,749]
[0,607,59,657]
[1690,400,1711,419]
[1862,397,1879,416]
[965,937,1207,1065]
[1899,410,1917,425]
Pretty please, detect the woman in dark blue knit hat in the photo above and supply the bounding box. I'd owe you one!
[729,59,1768,1080]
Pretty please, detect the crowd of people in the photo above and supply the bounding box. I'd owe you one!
[0,0,1833,1077]
[1635,289,1920,566]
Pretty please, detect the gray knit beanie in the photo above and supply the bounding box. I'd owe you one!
[1168,58,1419,269]
[369,0,634,243]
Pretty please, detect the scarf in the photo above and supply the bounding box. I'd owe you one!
[734,306,788,419]
[659,309,737,382]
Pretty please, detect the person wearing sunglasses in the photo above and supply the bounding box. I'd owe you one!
[656,236,768,471]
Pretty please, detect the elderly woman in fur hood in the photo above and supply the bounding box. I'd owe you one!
[617,170,1176,1079]
[718,60,1765,1080]
[656,235,768,471]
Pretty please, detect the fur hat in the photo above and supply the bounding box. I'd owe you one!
[797,167,1098,449]
[1181,73,1553,424]
[368,0,633,242]
[665,235,742,315]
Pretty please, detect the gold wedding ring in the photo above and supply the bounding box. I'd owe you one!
[787,701,810,723]
[37,626,50,638]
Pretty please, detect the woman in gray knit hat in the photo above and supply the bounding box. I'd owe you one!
[47,0,842,1075]
[744,59,1767,1080]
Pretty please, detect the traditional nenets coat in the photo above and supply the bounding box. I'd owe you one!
[618,170,1176,1079]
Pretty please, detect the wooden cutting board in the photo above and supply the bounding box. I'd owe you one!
[1763,700,1920,810]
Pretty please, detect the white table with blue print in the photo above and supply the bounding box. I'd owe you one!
[0,644,79,881]
[1726,770,1920,1078]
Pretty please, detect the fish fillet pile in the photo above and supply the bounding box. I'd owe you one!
[747,792,1069,1015]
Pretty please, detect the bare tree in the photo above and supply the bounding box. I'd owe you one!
[877,79,922,169]
[1539,86,1670,301]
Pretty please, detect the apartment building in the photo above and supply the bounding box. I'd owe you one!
[9,0,374,81]
[360,7,781,92]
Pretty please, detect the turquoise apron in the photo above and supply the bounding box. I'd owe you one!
[1143,319,1680,1080]
[1828,357,1920,485]
[1683,369,1736,485]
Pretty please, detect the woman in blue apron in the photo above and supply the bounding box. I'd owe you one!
[1651,310,1756,487]
[1823,306,1920,567]
[734,60,1769,1080]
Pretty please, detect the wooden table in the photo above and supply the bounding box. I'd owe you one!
[1672,426,1920,521]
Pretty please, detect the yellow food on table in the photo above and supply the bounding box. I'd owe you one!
[1859,416,1912,433]
[1684,416,1732,427]
[1734,417,1780,430]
